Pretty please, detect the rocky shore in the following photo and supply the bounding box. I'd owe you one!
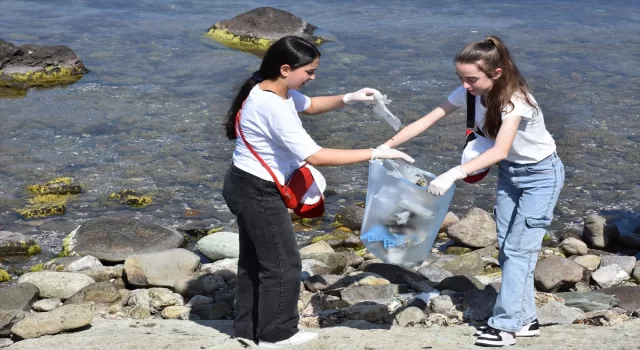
[1,204,639,348]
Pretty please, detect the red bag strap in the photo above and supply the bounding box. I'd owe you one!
[235,101,289,197]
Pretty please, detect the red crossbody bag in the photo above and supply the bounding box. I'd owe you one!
[235,101,325,218]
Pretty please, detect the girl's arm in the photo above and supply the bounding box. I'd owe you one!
[302,95,346,115]
[459,115,521,175]
[305,147,415,166]
[427,115,522,195]
[382,100,459,148]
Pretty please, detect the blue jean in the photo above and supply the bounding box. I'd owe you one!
[488,152,564,332]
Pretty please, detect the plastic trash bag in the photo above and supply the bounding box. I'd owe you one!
[360,160,455,265]
[370,92,402,131]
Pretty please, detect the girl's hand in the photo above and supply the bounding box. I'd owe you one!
[428,166,466,195]
[343,88,380,104]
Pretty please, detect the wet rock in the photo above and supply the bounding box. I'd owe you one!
[206,7,325,56]
[64,281,121,305]
[124,248,200,288]
[442,252,485,276]
[11,302,94,339]
[32,298,61,312]
[0,310,24,337]
[0,231,40,256]
[190,303,230,320]
[0,39,87,90]
[197,231,239,261]
[17,272,94,299]
[558,237,589,256]
[592,265,629,288]
[68,218,186,263]
[592,286,640,312]
[633,262,640,283]
[555,292,618,312]
[573,255,601,271]
[333,205,365,231]
[300,252,348,275]
[537,300,584,325]
[343,303,389,323]
[340,284,407,305]
[583,214,619,249]
[173,272,227,298]
[439,212,459,232]
[417,264,454,284]
[0,283,39,311]
[437,275,484,293]
[304,275,350,292]
[389,306,426,326]
[533,256,584,292]
[599,255,636,275]
[446,208,497,248]
[199,258,238,282]
[185,295,214,309]
[463,288,498,322]
[299,241,335,255]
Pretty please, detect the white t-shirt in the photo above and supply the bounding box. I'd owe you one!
[232,85,321,184]
[448,86,556,164]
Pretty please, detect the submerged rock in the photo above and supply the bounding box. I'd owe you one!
[207,7,326,56]
[0,40,87,91]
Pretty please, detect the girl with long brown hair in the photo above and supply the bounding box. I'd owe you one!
[381,36,564,347]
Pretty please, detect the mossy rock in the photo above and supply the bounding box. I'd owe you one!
[206,7,326,56]
[29,263,45,272]
[0,39,87,91]
[16,204,66,219]
[0,269,10,282]
[109,189,152,208]
[445,246,474,255]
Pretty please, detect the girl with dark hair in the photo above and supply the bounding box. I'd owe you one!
[380,36,564,347]
[222,36,413,348]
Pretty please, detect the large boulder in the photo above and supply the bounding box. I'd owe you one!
[124,248,200,288]
[10,303,95,339]
[446,208,497,248]
[533,256,584,292]
[0,39,87,90]
[17,272,95,299]
[197,232,239,261]
[582,214,619,249]
[0,283,39,311]
[65,218,186,263]
[207,7,325,56]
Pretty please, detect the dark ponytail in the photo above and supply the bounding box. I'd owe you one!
[224,36,321,140]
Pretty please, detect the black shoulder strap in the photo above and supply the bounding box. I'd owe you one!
[466,91,475,130]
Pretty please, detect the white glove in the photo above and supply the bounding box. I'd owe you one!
[428,166,466,195]
[343,88,380,105]
[371,148,415,163]
[376,144,390,150]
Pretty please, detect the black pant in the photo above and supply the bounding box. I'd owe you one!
[222,164,301,343]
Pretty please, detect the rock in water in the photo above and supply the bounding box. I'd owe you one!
[67,218,185,263]
[0,39,87,90]
[207,7,326,56]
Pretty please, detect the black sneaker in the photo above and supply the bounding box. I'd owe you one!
[474,319,540,337]
[474,327,516,347]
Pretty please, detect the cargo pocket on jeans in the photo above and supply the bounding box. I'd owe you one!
[517,216,552,252]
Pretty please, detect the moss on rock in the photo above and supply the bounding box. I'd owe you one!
[29,263,44,272]
[0,269,10,282]
[109,189,153,208]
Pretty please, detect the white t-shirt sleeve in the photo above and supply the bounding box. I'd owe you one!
[269,107,321,161]
[289,90,312,112]
[447,86,467,107]
[502,95,537,120]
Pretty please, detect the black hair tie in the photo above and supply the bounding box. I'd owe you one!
[252,70,264,82]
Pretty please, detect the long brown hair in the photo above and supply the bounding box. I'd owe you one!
[455,36,537,139]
